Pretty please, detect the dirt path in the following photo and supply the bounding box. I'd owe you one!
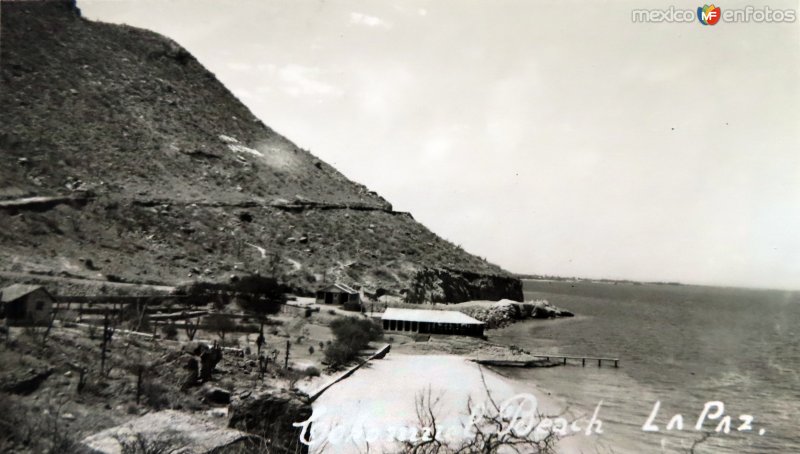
[0,271,176,293]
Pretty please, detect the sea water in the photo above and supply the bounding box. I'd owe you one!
[487,280,800,453]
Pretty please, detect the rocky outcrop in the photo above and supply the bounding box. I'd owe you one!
[1,367,53,395]
[202,384,231,405]
[81,410,256,454]
[405,268,524,304]
[228,387,312,452]
[461,300,574,329]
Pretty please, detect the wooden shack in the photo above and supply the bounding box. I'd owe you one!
[315,283,360,305]
[381,308,485,337]
[0,284,54,324]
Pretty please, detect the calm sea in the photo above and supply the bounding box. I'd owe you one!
[488,280,800,453]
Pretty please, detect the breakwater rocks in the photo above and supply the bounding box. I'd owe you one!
[462,299,574,329]
[405,267,524,304]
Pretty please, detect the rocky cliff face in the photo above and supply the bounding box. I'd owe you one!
[405,268,524,304]
[0,1,522,301]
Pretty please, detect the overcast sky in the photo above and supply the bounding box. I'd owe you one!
[80,0,800,290]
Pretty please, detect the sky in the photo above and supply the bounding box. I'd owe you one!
[79,0,800,290]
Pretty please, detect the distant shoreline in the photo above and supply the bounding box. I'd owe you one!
[518,276,800,293]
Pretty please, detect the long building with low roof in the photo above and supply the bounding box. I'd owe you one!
[381,307,485,337]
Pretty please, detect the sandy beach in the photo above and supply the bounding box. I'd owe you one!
[308,354,592,453]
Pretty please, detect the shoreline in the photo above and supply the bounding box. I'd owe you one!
[310,353,595,453]
[309,315,594,453]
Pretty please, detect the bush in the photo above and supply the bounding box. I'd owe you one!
[205,313,237,341]
[142,382,171,410]
[304,366,320,377]
[175,274,287,313]
[329,317,382,348]
[342,300,363,312]
[323,342,357,368]
[161,322,178,340]
[323,317,383,368]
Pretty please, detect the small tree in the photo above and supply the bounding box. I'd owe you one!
[256,327,266,356]
[205,313,236,342]
[161,321,178,340]
[323,317,383,369]
[184,313,198,341]
[100,310,116,377]
[402,370,560,453]
[40,309,57,344]
[258,353,269,379]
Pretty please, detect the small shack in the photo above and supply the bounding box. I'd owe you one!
[381,308,485,337]
[0,284,54,324]
[315,283,360,305]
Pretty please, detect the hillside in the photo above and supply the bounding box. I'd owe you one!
[0,1,522,302]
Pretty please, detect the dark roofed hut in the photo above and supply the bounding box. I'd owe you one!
[381,308,485,337]
[0,284,54,325]
[315,283,360,305]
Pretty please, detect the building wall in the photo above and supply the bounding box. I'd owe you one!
[3,289,53,324]
[24,290,53,323]
[382,318,484,337]
[316,291,360,305]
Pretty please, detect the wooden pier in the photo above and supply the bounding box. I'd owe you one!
[533,354,619,368]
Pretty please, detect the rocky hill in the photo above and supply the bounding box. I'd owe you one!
[0,1,523,302]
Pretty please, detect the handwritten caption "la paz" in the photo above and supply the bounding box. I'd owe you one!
[643,401,766,436]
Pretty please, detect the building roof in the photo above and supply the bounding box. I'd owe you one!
[0,284,50,303]
[319,283,358,294]
[382,308,484,325]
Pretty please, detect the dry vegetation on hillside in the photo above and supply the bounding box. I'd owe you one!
[0,1,515,299]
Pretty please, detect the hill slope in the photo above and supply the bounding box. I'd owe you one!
[0,1,522,302]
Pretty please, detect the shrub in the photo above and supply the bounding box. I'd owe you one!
[142,381,171,409]
[323,342,356,368]
[342,300,363,312]
[323,317,383,368]
[161,322,178,340]
[329,317,382,349]
[205,313,237,341]
[304,366,320,377]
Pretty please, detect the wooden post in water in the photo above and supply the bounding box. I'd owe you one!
[615,360,619,368]
[563,357,567,365]
[598,359,602,367]
[582,358,586,367]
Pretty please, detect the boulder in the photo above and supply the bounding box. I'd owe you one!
[228,387,312,451]
[1,368,53,395]
[202,385,231,405]
[81,410,256,454]
[199,344,223,381]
